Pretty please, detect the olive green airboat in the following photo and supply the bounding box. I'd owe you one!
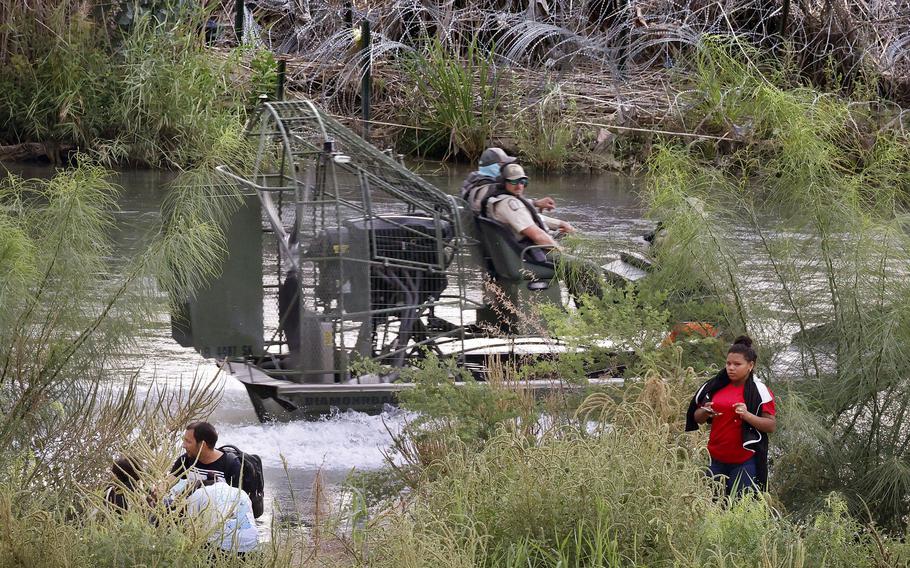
[172,100,648,421]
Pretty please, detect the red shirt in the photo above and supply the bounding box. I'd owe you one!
[706,382,776,464]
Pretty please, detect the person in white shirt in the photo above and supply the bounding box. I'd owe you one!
[168,478,259,555]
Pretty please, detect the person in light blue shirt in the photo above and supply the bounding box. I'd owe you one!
[169,478,259,555]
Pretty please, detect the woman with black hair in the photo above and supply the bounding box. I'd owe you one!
[685,336,777,496]
[105,457,142,511]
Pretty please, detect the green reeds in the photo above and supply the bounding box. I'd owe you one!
[0,1,252,168]
[514,84,576,171]
[647,39,910,529]
[112,10,249,167]
[400,37,500,161]
[0,162,231,496]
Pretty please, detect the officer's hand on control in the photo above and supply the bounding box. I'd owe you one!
[533,197,556,212]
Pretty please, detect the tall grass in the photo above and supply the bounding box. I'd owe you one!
[110,12,250,167]
[0,162,229,497]
[362,375,908,567]
[400,38,500,161]
[513,84,576,170]
[646,39,910,529]
[0,2,111,157]
[0,470,311,567]
[0,1,257,168]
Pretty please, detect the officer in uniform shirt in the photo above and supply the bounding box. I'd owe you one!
[484,164,574,248]
[483,164,604,302]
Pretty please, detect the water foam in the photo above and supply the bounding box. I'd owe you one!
[216,409,414,471]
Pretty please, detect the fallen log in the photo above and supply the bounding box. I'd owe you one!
[0,142,73,164]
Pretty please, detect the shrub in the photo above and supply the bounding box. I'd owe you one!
[647,39,910,529]
[399,38,500,161]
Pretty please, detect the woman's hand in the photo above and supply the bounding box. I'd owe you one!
[733,403,777,433]
[695,402,720,423]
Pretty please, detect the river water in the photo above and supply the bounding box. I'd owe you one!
[1,161,651,526]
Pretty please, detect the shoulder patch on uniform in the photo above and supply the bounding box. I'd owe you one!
[507,198,522,211]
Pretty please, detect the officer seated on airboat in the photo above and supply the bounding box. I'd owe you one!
[471,161,609,308]
[482,163,575,253]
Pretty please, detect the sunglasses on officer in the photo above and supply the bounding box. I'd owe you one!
[505,177,529,186]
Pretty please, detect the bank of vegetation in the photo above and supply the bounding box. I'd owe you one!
[0,1,271,167]
[2,1,909,170]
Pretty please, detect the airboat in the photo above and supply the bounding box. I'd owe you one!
[171,100,650,421]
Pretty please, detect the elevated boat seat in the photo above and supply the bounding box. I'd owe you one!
[475,216,555,281]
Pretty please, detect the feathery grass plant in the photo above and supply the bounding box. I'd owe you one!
[0,155,314,564]
[647,40,910,529]
[0,161,233,498]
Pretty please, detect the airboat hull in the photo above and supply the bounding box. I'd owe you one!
[223,359,623,422]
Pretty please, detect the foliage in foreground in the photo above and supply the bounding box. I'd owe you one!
[0,151,248,507]
[646,39,910,529]
[361,382,905,568]
[399,38,500,161]
[0,464,311,568]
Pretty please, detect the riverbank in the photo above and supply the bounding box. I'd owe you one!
[2,2,909,172]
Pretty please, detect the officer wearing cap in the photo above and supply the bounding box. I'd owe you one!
[483,163,574,248]
[460,148,556,214]
[483,164,605,303]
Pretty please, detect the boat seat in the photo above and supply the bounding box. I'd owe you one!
[475,216,555,281]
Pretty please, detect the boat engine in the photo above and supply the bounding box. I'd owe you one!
[280,216,454,373]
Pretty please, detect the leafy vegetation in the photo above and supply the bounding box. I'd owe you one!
[647,38,910,530]
[0,160,269,562]
[2,4,910,565]
[0,1,268,168]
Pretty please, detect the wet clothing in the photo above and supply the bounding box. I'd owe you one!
[686,370,775,491]
[171,452,242,487]
[169,479,258,553]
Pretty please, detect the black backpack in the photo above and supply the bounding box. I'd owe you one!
[219,445,265,518]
